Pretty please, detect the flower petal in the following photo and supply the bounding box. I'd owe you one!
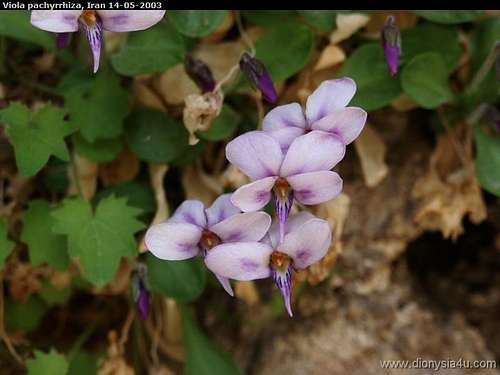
[145,222,202,261]
[30,10,82,33]
[81,17,103,73]
[280,130,345,177]
[305,78,357,124]
[264,127,306,154]
[213,273,234,296]
[169,200,206,228]
[226,131,283,180]
[210,212,271,243]
[272,265,293,317]
[98,10,166,32]
[263,103,307,131]
[280,219,332,269]
[205,194,240,228]
[205,242,273,280]
[267,211,316,248]
[287,170,343,205]
[311,107,367,145]
[230,177,277,212]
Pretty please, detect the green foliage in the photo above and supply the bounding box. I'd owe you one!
[0,103,75,176]
[338,43,401,111]
[199,105,242,141]
[72,133,123,162]
[111,21,186,76]
[415,11,483,24]
[52,196,144,286]
[5,295,47,332]
[125,108,189,162]
[255,21,314,81]
[298,10,337,31]
[241,11,297,26]
[181,305,241,375]
[64,71,129,142]
[475,127,500,197]
[68,352,98,375]
[27,348,69,375]
[401,52,454,109]
[22,200,69,271]
[0,11,55,49]
[39,281,72,306]
[146,253,207,302]
[0,218,14,269]
[94,181,156,217]
[168,11,226,37]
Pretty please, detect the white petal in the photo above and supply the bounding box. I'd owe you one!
[267,211,316,248]
[145,222,202,261]
[31,10,82,32]
[305,77,357,124]
[205,194,240,228]
[205,242,273,280]
[98,10,166,32]
[213,273,234,296]
[230,177,277,212]
[210,212,272,243]
[311,107,367,144]
[263,103,307,131]
[169,200,206,228]
[287,170,343,205]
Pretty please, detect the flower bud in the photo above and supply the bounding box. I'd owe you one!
[132,264,150,320]
[239,52,278,103]
[381,16,401,76]
[185,55,216,93]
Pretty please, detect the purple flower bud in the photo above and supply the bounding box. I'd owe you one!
[56,33,71,49]
[185,55,216,93]
[239,52,278,103]
[381,16,401,77]
[132,264,150,320]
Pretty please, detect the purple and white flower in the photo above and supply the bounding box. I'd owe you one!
[239,52,278,104]
[144,194,271,296]
[30,10,166,73]
[226,130,344,241]
[205,212,332,316]
[262,77,367,152]
[381,16,401,77]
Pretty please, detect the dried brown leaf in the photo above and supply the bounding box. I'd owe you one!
[354,124,389,188]
[99,146,140,187]
[132,78,167,112]
[235,281,260,306]
[182,164,222,207]
[314,45,346,71]
[364,11,417,34]
[67,153,98,200]
[98,330,134,375]
[391,94,418,112]
[183,91,223,145]
[201,11,234,43]
[329,13,371,44]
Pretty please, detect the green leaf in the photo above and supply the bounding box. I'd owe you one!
[241,11,298,26]
[298,10,337,31]
[72,133,123,162]
[5,295,47,332]
[52,196,144,286]
[255,21,314,81]
[0,218,14,269]
[0,11,55,49]
[400,23,461,72]
[111,21,186,76]
[27,348,69,375]
[181,305,241,375]
[338,43,401,111]
[198,105,241,141]
[64,71,129,142]
[94,181,156,216]
[43,159,70,196]
[125,108,189,163]
[68,352,98,375]
[0,103,75,177]
[168,11,226,37]
[415,10,483,24]
[475,127,500,196]
[146,253,206,303]
[22,200,69,271]
[39,281,72,306]
[401,52,453,109]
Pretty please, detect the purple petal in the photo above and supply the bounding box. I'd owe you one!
[272,264,293,317]
[280,130,346,177]
[185,55,216,93]
[137,282,150,320]
[305,78,357,124]
[384,45,400,76]
[280,218,331,269]
[226,131,283,181]
[31,10,82,32]
[210,212,271,243]
[169,200,207,228]
[205,242,273,280]
[214,273,234,296]
[287,170,343,205]
[257,71,278,103]
[98,10,166,32]
[310,107,367,145]
[273,190,294,244]
[262,103,307,152]
[231,177,277,212]
[267,211,316,249]
[205,194,240,228]
[145,222,202,261]
[382,16,401,76]
[81,16,103,73]
[56,33,71,48]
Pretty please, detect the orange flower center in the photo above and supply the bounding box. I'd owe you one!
[199,230,221,251]
[270,250,291,272]
[80,10,97,26]
[273,177,291,201]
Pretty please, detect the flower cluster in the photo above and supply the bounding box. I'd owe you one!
[146,77,367,316]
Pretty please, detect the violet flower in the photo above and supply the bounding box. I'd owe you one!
[144,194,271,296]
[262,78,367,153]
[205,212,332,316]
[239,52,278,103]
[30,10,166,73]
[226,130,344,241]
[381,16,401,77]
[132,264,150,320]
[185,55,216,93]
